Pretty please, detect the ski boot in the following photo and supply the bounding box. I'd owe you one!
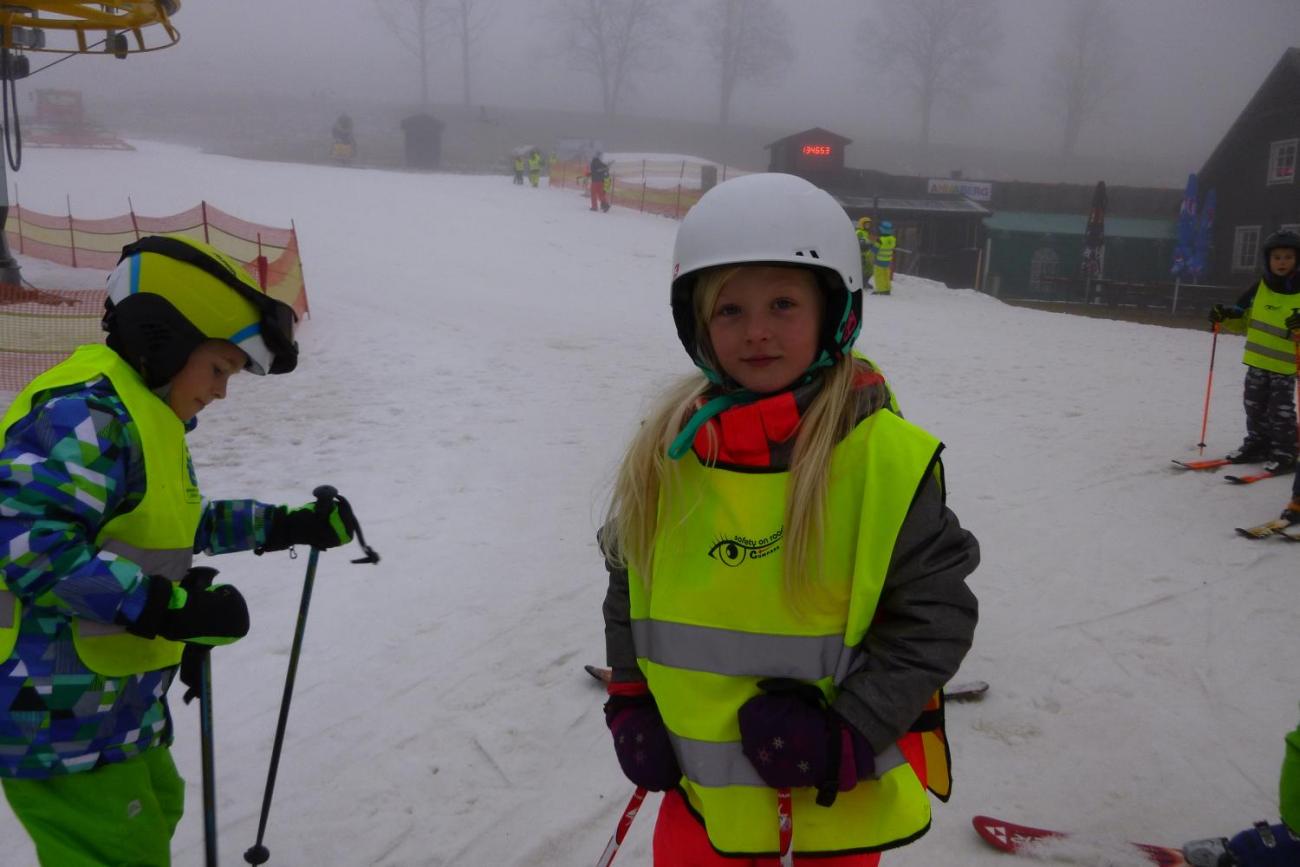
[1226,444,1269,464]
[1197,821,1300,866]
[1283,498,1300,522]
[1261,455,1296,475]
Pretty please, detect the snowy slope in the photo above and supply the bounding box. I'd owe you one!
[0,142,1295,866]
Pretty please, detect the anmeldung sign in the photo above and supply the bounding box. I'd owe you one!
[926,178,993,202]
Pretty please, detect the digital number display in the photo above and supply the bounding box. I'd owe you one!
[801,144,833,157]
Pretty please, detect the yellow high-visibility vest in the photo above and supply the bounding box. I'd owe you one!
[629,408,944,856]
[1243,280,1299,375]
[0,345,200,674]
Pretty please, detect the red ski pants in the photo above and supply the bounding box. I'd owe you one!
[591,180,609,210]
[652,789,883,866]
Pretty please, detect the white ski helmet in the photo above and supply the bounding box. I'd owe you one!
[670,172,863,383]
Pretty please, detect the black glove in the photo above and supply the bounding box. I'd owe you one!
[126,567,249,646]
[1208,304,1242,324]
[1286,309,1300,333]
[261,500,355,552]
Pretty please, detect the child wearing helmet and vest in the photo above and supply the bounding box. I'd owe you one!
[872,221,896,296]
[854,216,875,289]
[600,173,979,865]
[1208,230,1300,475]
[0,235,355,865]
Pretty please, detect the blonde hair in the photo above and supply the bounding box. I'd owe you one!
[602,266,885,614]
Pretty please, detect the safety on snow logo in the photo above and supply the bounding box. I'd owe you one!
[707,529,782,567]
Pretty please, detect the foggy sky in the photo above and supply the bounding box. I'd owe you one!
[36,0,1300,174]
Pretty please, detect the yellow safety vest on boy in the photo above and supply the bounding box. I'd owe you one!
[0,344,200,675]
[628,409,942,856]
[1242,280,1299,375]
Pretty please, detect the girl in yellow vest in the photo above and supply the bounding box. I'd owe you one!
[0,235,354,865]
[599,173,979,865]
[1208,229,1300,475]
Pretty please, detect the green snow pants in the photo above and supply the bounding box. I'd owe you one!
[2,747,185,866]
[1284,717,1300,832]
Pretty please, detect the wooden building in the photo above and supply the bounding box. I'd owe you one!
[1198,47,1300,286]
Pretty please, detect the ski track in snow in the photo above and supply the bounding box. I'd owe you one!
[0,140,1295,865]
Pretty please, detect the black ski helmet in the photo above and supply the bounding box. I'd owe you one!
[1262,229,1300,258]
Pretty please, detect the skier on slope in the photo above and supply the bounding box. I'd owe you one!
[0,236,354,864]
[598,173,979,864]
[1208,230,1300,476]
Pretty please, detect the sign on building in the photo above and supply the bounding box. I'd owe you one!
[927,178,993,202]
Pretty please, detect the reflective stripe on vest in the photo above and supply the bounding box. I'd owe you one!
[875,236,896,264]
[0,345,200,675]
[1243,281,1299,375]
[628,409,942,856]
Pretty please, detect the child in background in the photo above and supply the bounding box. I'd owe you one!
[0,235,353,865]
[599,173,979,865]
[1209,230,1300,475]
[872,220,896,296]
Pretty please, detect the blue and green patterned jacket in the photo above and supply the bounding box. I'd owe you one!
[0,375,274,777]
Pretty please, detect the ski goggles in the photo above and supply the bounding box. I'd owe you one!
[118,235,299,375]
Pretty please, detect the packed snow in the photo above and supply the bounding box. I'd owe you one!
[0,141,1295,866]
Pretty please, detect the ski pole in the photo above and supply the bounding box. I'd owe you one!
[594,786,647,867]
[1198,322,1220,454]
[1292,309,1299,455]
[179,566,222,867]
[244,485,380,865]
[777,787,795,867]
[198,650,218,867]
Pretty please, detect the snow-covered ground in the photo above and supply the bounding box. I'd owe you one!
[0,141,1295,866]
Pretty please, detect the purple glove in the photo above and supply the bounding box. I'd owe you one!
[604,682,682,792]
[737,678,875,806]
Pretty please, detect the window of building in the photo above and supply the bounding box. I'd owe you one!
[1233,226,1261,271]
[1029,247,1059,292]
[1268,139,1297,184]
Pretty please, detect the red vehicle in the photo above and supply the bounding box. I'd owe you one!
[24,89,133,150]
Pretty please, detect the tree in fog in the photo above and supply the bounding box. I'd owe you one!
[551,0,677,116]
[860,0,1001,149]
[1048,0,1126,159]
[444,0,496,107]
[375,0,443,107]
[698,0,794,125]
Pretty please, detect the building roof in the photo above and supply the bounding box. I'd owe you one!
[765,127,853,149]
[1201,46,1300,179]
[983,211,1176,239]
[835,194,990,215]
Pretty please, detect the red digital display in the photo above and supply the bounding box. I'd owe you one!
[801,144,833,157]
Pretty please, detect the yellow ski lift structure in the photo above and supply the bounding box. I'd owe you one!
[0,2,181,58]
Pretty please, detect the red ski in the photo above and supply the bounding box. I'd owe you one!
[972,815,1194,866]
[1224,468,1293,484]
[1170,458,1232,471]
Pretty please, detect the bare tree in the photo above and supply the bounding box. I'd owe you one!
[860,0,1002,149]
[551,0,677,116]
[375,0,444,107]
[1048,0,1126,159]
[698,0,794,125]
[444,0,497,107]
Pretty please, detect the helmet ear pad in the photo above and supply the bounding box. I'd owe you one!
[104,293,207,388]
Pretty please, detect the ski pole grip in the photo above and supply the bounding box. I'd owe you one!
[312,485,338,510]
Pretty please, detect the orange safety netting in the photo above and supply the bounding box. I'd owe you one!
[547,158,737,220]
[0,200,309,392]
